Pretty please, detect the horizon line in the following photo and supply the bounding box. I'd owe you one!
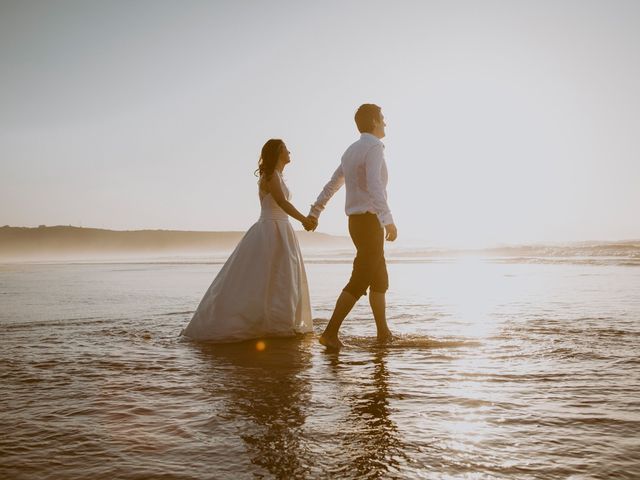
[2,224,639,247]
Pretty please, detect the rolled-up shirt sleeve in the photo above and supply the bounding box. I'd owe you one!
[309,164,345,218]
[365,144,394,226]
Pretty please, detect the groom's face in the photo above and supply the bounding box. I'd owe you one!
[373,112,386,139]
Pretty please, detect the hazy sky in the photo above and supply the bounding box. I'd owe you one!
[1,0,639,246]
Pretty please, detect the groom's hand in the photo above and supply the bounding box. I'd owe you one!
[304,215,318,232]
[385,223,397,241]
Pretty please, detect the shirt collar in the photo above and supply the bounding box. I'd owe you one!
[360,132,383,145]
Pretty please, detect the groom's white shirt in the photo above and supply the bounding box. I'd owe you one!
[309,133,394,226]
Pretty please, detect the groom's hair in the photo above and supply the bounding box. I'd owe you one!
[355,104,382,133]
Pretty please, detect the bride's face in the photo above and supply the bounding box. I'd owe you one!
[279,145,291,165]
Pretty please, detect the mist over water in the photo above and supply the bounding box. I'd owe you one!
[1,252,639,479]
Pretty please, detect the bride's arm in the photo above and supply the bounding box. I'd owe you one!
[267,175,315,229]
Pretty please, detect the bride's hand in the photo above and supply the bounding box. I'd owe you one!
[302,216,317,232]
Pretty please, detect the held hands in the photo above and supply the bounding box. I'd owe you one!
[385,223,398,241]
[302,215,318,232]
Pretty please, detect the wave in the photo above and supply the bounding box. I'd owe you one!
[342,334,481,350]
[380,241,640,266]
[3,239,639,266]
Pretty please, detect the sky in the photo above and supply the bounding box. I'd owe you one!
[1,0,639,246]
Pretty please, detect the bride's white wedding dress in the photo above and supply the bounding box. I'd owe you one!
[181,171,313,342]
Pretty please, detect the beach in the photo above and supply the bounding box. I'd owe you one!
[1,251,639,479]
[4,0,640,477]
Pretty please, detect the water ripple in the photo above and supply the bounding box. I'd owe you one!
[1,262,640,479]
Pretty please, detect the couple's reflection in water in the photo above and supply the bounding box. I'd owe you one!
[193,335,406,479]
[324,343,408,479]
[194,336,312,478]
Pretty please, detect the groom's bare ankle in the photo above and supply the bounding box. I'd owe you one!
[376,329,394,341]
[319,333,343,350]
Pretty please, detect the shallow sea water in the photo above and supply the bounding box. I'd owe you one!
[1,257,640,479]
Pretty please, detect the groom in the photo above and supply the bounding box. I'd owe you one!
[307,103,397,350]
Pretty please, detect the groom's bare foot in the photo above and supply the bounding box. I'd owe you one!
[319,333,343,351]
[376,330,395,343]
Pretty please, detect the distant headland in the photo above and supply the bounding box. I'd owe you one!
[0,225,351,261]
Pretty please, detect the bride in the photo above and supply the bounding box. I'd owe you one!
[181,139,316,342]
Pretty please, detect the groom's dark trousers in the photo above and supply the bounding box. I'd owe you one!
[343,213,388,299]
